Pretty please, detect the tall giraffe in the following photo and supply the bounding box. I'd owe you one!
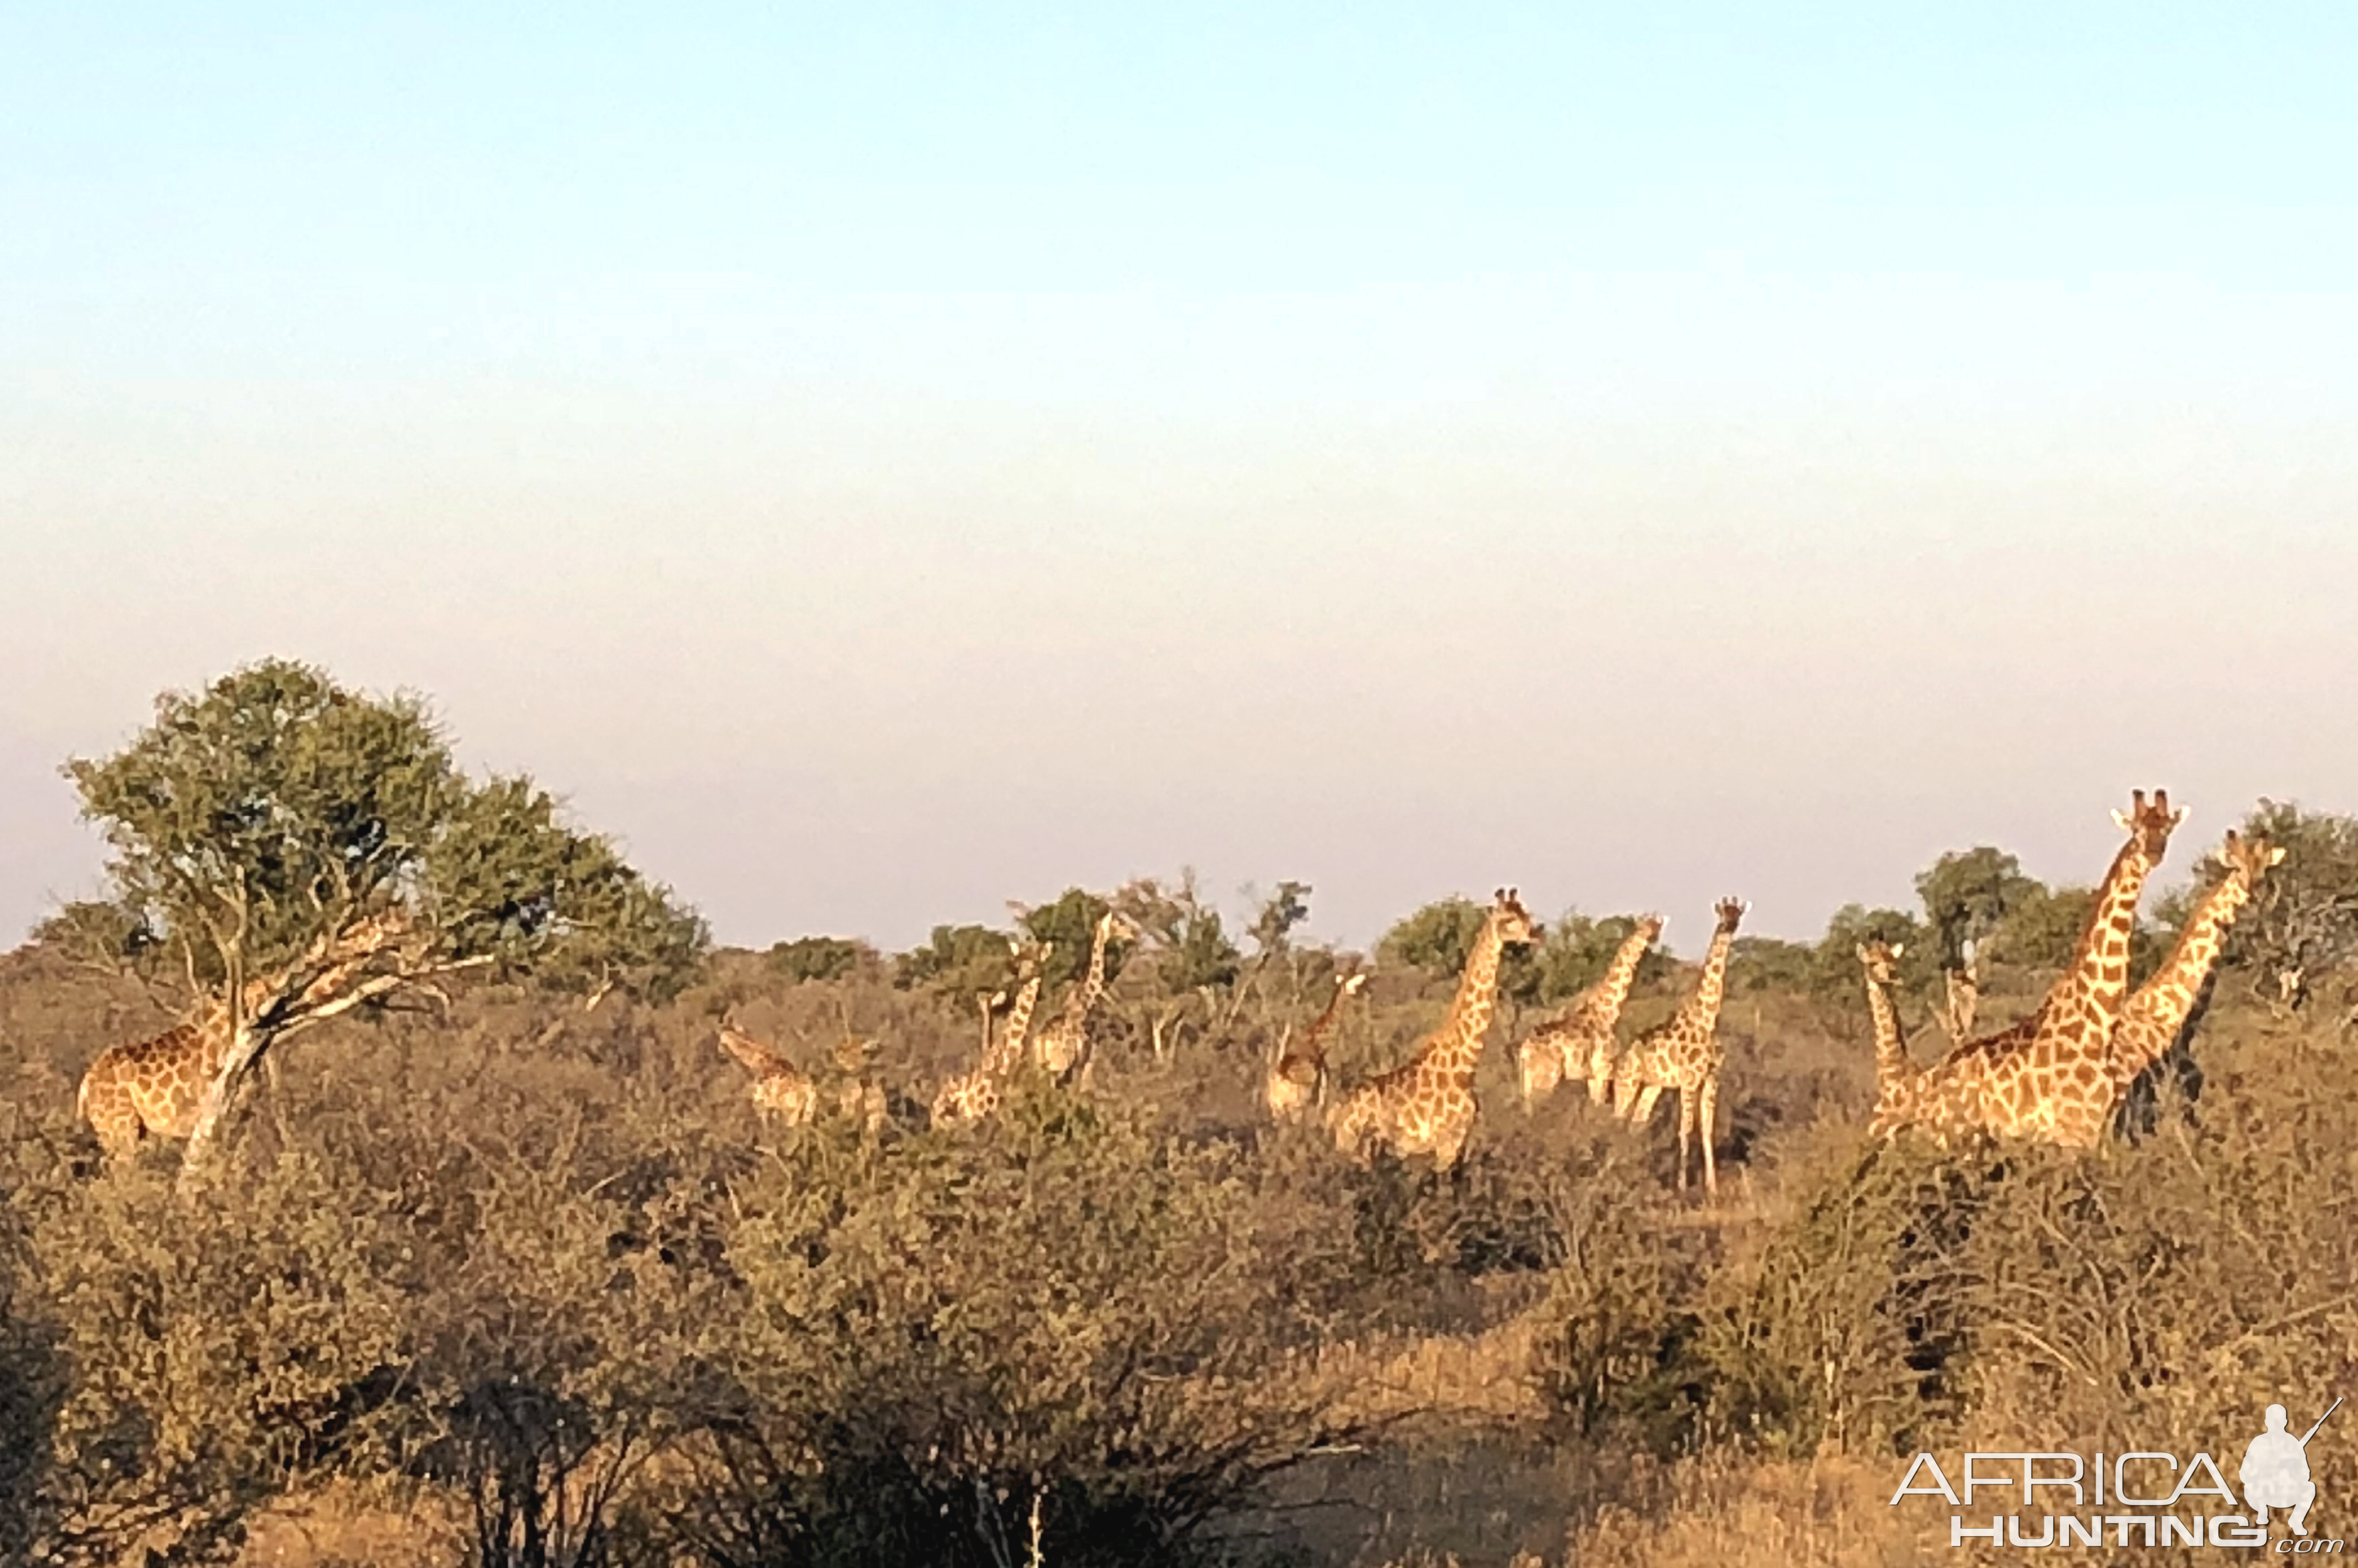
[1856,938,1920,1131]
[2107,828,2281,1125]
[1881,789,2185,1149]
[717,1019,821,1127]
[930,939,1052,1125]
[1266,967,1367,1122]
[1031,911,1125,1081]
[1611,898,1747,1195]
[1330,888,1540,1170]
[1514,915,1665,1106]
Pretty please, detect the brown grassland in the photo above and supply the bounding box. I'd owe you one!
[8,898,2358,1567]
[6,663,2358,1568]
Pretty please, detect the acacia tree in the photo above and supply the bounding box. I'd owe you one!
[58,659,709,1183]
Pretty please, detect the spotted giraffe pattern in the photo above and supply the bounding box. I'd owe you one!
[1856,938,1919,1130]
[1331,889,1539,1170]
[1612,898,1747,1195]
[1882,789,2184,1150]
[718,1020,821,1126]
[931,940,1052,1125]
[1515,915,1663,1106]
[2108,828,2281,1120]
[1031,912,1124,1081]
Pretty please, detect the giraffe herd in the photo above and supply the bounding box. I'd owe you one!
[71,788,2285,1198]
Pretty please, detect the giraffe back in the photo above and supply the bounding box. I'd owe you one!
[78,1020,222,1156]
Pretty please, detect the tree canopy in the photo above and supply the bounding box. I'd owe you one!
[56,658,709,1171]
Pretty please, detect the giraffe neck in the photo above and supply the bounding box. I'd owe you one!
[2116,868,2254,1064]
[1674,927,1737,1036]
[1296,977,1355,1065]
[1058,923,1114,1033]
[1583,927,1654,1024]
[992,974,1046,1072]
[1425,917,1509,1086]
[1864,967,1908,1091]
[2046,838,2159,1039]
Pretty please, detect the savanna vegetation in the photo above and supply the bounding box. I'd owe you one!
[4,660,2357,1567]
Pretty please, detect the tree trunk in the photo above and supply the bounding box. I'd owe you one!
[177,1021,269,1193]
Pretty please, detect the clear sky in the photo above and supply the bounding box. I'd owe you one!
[4,3,2356,957]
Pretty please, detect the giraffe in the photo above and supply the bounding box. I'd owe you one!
[930,939,1052,1125]
[1329,888,1540,1170]
[717,1019,821,1127]
[1031,911,1125,1081]
[2108,828,2282,1127]
[1266,967,1367,1122]
[76,911,405,1159]
[1514,915,1665,1106]
[77,1015,235,1159]
[1611,898,1747,1196]
[1857,938,1921,1130]
[1879,789,2185,1150]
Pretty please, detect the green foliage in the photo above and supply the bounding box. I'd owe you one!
[1117,874,1241,995]
[2229,798,2358,1006]
[1914,846,2041,969]
[1726,935,1815,996]
[1518,913,1674,1009]
[765,936,867,986]
[1808,904,1930,1000]
[1017,887,1135,993]
[1987,882,2094,971]
[893,922,1019,999]
[1378,898,1488,983]
[58,659,707,1011]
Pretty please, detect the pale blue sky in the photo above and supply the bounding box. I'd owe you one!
[4,4,2355,954]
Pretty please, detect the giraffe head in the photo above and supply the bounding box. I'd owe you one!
[2214,828,2286,884]
[1339,970,1368,998]
[2111,788,2186,862]
[1712,898,1748,935]
[1856,938,1905,985]
[1636,913,1667,943]
[1491,888,1540,947]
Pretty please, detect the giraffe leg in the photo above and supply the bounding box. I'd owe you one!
[1628,1083,1665,1126]
[1676,1089,1694,1190]
[1698,1076,1718,1199]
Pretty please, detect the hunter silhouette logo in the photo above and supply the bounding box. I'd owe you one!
[2244,1398,2339,1538]
[1890,1394,2344,1549]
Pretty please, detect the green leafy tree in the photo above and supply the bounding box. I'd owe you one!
[766,936,870,986]
[1914,846,2041,971]
[1520,913,1674,1009]
[1988,884,2096,973]
[1378,898,1488,983]
[1727,935,1816,996]
[56,659,708,1181]
[1016,888,1137,995]
[1810,905,1931,1001]
[2227,799,2358,1010]
[893,923,1021,1001]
